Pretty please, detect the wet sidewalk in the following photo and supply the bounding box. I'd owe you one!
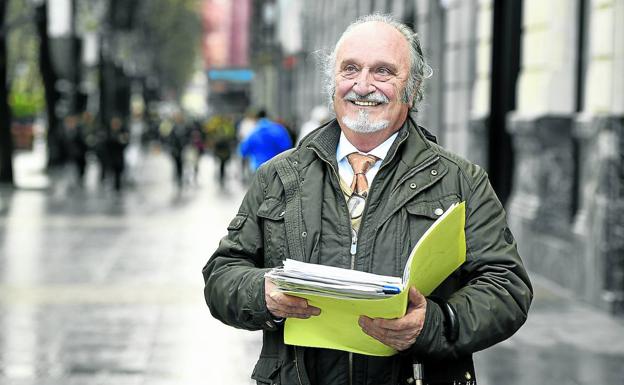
[1,146,262,385]
[1,146,623,385]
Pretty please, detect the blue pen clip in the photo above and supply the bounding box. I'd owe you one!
[382,285,401,294]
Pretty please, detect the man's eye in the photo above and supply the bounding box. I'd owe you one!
[344,65,358,73]
[376,67,391,75]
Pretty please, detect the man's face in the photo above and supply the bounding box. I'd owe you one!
[333,22,411,134]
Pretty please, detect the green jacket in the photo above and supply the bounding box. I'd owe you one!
[203,118,533,385]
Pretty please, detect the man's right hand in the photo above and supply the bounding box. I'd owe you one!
[265,278,321,319]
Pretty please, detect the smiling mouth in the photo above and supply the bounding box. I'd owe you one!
[351,100,381,107]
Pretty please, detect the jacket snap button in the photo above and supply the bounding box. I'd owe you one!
[409,183,417,189]
[430,169,438,176]
[434,208,444,216]
[293,161,298,166]
[301,231,307,237]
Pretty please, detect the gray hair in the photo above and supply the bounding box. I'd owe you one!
[322,14,432,111]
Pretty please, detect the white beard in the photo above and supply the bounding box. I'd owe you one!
[341,109,389,133]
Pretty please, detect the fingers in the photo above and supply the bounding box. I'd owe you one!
[266,291,320,319]
[359,316,419,338]
[269,290,308,308]
[408,287,427,309]
[358,288,427,351]
[269,294,321,319]
[359,317,418,351]
[359,317,417,350]
[363,316,413,331]
[265,279,321,319]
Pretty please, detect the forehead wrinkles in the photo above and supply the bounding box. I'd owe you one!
[335,22,410,74]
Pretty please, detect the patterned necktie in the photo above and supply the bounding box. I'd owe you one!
[347,152,379,197]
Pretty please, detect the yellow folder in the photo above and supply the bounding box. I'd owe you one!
[283,201,466,356]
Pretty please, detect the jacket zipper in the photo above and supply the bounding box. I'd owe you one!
[311,145,432,385]
[349,352,354,385]
[313,145,419,385]
[309,148,357,385]
[303,130,437,385]
[308,151,356,256]
[350,228,358,266]
[294,346,304,385]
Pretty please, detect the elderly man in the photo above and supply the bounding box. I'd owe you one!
[203,14,532,385]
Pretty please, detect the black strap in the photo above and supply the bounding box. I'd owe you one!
[428,296,459,343]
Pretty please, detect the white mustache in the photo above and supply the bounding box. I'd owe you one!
[343,91,389,104]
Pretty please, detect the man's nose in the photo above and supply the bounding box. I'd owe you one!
[352,69,376,95]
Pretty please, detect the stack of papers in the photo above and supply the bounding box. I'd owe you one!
[265,259,403,299]
[264,201,467,357]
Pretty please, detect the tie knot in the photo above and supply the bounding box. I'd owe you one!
[347,153,378,175]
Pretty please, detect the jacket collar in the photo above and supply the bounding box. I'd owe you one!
[304,115,437,171]
[304,119,341,164]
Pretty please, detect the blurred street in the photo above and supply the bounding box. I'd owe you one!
[1,145,623,385]
[1,143,261,385]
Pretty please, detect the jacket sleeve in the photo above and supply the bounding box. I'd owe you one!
[202,168,278,331]
[411,165,533,358]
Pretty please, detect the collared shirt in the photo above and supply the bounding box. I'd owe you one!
[336,131,399,190]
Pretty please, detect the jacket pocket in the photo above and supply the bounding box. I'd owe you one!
[405,195,460,249]
[251,356,282,385]
[405,196,466,298]
[257,197,287,266]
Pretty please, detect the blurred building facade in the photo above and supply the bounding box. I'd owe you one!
[0,0,202,181]
[248,0,624,314]
[202,0,253,114]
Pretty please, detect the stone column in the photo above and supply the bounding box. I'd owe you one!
[416,0,445,137]
[506,0,581,291]
[440,0,477,160]
[573,0,624,312]
[573,116,624,308]
[468,0,493,169]
[507,116,580,291]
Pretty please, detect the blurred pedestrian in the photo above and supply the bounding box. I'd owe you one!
[238,110,293,173]
[80,111,97,150]
[237,109,259,181]
[184,124,205,184]
[166,113,187,188]
[107,116,128,192]
[62,114,88,187]
[205,114,236,186]
[94,127,109,184]
[125,116,146,185]
[297,105,331,144]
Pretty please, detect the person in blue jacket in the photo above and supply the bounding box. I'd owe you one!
[239,110,293,172]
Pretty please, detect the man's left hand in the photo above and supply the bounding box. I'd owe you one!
[358,287,427,351]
